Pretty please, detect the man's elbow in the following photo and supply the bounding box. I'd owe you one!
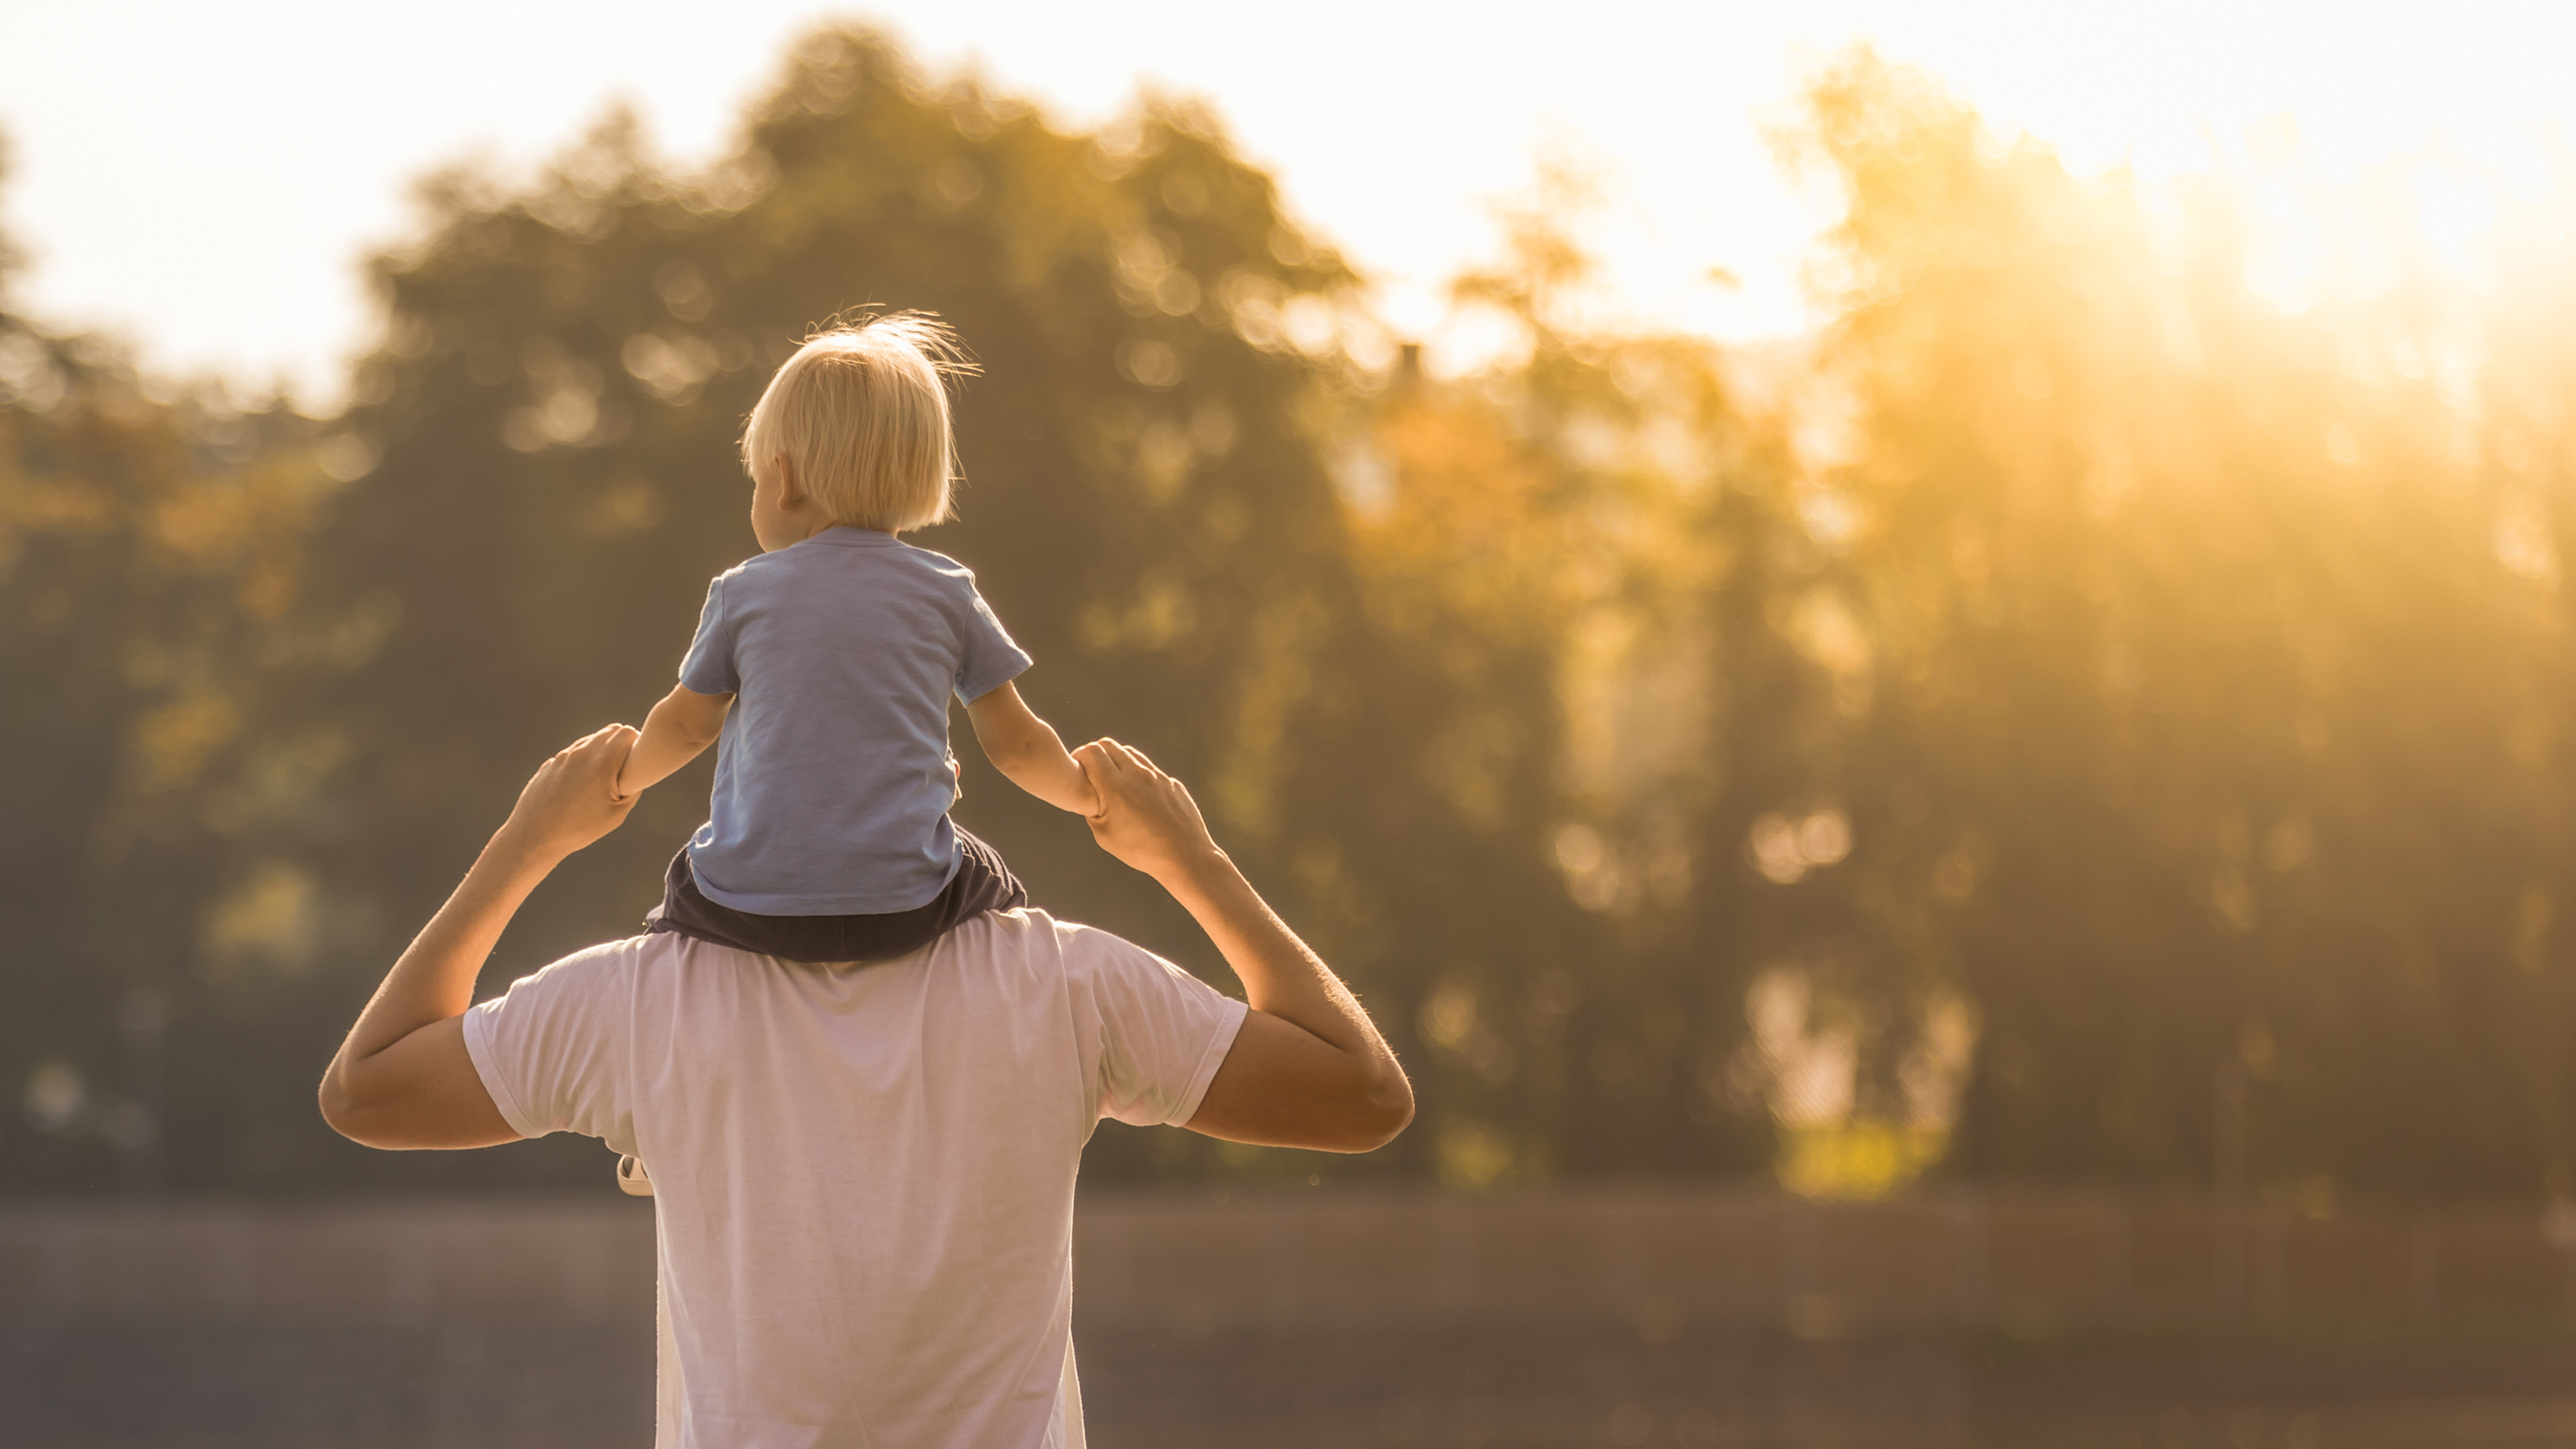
[317,1069,397,1149]
[1363,1076,1417,1150]
[1324,1073,1415,1154]
[318,1076,361,1142]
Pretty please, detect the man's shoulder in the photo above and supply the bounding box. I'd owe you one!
[939,909,1116,971]
[945,909,1208,998]
[941,907,1070,968]
[483,933,669,1007]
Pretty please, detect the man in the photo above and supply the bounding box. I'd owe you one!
[320,726,1412,1447]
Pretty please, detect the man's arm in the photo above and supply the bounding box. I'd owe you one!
[1075,740,1412,1153]
[967,681,1100,815]
[615,684,731,799]
[319,724,641,1150]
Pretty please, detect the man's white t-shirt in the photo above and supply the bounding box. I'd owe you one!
[461,908,1248,1449]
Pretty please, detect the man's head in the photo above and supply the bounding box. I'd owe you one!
[740,313,976,543]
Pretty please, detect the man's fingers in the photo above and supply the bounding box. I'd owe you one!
[1079,737,1191,825]
[1090,738,1159,778]
[541,728,642,805]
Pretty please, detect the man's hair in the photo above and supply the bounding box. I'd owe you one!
[739,312,976,531]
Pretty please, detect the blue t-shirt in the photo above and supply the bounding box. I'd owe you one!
[678,526,1033,914]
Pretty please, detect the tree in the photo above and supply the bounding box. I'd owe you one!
[287,28,1380,1190]
[0,204,341,1191]
[1788,51,2568,1196]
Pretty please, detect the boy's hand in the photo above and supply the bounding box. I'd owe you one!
[498,724,643,863]
[1075,739,1220,884]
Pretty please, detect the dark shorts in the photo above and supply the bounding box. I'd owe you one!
[643,826,1028,964]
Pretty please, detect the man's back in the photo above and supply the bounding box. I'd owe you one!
[461,909,1246,1449]
[320,733,1409,1447]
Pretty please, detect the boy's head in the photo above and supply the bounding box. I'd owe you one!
[740,312,975,534]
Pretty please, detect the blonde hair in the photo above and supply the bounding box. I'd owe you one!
[740,312,976,531]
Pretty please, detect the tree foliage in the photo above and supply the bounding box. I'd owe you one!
[9,35,2576,1203]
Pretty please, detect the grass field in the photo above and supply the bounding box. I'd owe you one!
[13,1312,2576,1447]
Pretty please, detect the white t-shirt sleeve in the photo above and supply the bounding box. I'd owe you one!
[1066,924,1249,1129]
[460,939,641,1155]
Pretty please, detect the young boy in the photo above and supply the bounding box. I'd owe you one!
[612,312,1096,967]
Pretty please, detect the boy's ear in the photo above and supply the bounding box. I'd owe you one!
[773,455,803,506]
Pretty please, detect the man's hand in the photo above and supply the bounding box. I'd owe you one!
[504,724,643,862]
[1075,740,1221,885]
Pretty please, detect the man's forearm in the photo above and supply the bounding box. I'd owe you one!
[328,826,561,1075]
[321,725,637,1148]
[1072,737,1411,1150]
[1159,849,1392,1064]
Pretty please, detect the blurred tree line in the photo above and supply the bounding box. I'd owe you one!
[6,33,2575,1205]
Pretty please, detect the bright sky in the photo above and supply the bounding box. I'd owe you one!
[0,2,2567,407]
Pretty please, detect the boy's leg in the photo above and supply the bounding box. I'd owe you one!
[646,830,1026,964]
[947,824,1030,915]
[646,848,865,960]
[813,825,1024,960]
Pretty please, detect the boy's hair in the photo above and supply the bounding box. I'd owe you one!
[740,312,976,532]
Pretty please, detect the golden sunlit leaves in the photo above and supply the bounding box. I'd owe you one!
[200,859,319,983]
[1358,398,1559,630]
[1773,46,2576,1195]
[2,474,115,539]
[24,23,2576,1202]
[132,692,242,792]
[0,312,353,1202]
[1206,591,1325,841]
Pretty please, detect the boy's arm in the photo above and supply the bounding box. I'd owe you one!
[615,683,733,799]
[966,681,1100,815]
[1076,740,1414,1153]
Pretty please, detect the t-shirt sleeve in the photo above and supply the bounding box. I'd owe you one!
[954,580,1034,704]
[677,573,741,696]
[1068,925,1249,1128]
[460,940,641,1156]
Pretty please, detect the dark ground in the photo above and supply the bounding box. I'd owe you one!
[9,1314,2576,1447]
